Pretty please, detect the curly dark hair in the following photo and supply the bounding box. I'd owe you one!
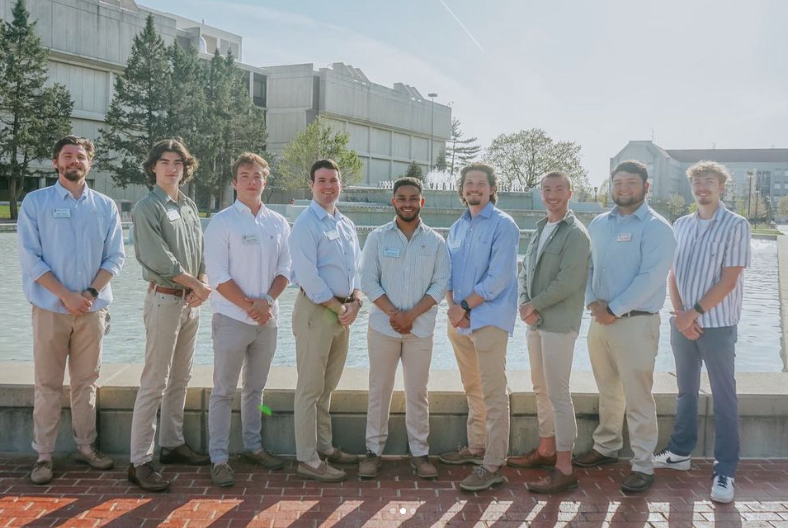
[142,138,199,186]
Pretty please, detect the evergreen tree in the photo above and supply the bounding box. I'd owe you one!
[404,160,424,180]
[97,14,171,188]
[434,149,448,172]
[0,0,73,219]
[446,118,481,175]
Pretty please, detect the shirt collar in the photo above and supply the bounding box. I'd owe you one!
[233,199,267,218]
[54,180,89,201]
[537,210,576,228]
[384,217,424,235]
[463,201,495,221]
[691,201,728,222]
[153,185,179,204]
[610,201,649,221]
[309,199,343,221]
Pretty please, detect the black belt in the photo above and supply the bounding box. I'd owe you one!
[619,310,656,318]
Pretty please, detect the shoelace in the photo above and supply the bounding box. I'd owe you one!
[472,465,488,478]
[655,448,669,457]
[715,475,729,489]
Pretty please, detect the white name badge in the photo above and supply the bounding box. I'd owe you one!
[617,233,632,242]
[384,247,401,258]
[166,209,181,221]
[52,208,71,218]
[243,234,259,245]
[326,230,340,241]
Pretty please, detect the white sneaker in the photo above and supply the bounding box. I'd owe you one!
[653,448,691,470]
[710,474,735,503]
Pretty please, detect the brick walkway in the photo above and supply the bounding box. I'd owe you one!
[1,456,787,527]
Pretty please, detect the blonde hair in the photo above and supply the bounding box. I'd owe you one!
[232,152,270,180]
[686,160,731,185]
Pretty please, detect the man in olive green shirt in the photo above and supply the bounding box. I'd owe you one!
[508,171,590,494]
[128,139,211,492]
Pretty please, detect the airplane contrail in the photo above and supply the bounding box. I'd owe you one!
[436,0,485,53]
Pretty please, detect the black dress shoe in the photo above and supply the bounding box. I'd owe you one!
[128,463,170,492]
[159,444,210,466]
[621,471,655,493]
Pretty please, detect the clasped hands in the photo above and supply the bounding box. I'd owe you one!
[186,281,211,308]
[519,303,541,325]
[60,290,94,316]
[587,300,617,325]
[447,304,470,329]
[244,296,273,325]
[671,308,703,341]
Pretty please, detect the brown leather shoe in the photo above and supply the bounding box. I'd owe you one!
[318,448,358,465]
[508,448,557,469]
[159,444,210,466]
[410,456,438,479]
[621,471,655,493]
[526,469,579,494]
[128,462,170,492]
[242,449,285,470]
[296,461,346,482]
[572,449,618,468]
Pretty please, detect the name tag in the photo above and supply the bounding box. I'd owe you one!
[166,209,181,221]
[448,238,462,249]
[617,233,632,242]
[243,235,259,245]
[52,208,71,218]
[384,247,401,258]
[326,230,340,241]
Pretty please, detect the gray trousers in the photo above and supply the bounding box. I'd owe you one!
[208,313,277,464]
[668,320,739,477]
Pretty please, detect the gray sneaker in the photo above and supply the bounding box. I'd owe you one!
[439,446,485,465]
[73,446,114,470]
[211,463,235,487]
[358,451,381,478]
[30,460,53,485]
[459,466,505,491]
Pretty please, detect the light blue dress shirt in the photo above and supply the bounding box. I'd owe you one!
[17,181,126,314]
[585,202,676,316]
[288,200,361,303]
[447,202,520,335]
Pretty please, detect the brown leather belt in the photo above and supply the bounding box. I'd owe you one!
[149,283,190,297]
[619,310,656,318]
[300,287,353,304]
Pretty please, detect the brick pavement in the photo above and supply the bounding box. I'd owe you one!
[1,455,787,527]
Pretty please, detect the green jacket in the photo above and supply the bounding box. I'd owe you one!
[518,211,591,334]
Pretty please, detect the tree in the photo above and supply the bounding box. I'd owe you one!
[434,149,447,172]
[446,118,481,174]
[404,161,424,180]
[483,128,587,190]
[777,195,788,219]
[97,14,171,189]
[0,0,73,219]
[277,117,363,191]
[668,193,687,222]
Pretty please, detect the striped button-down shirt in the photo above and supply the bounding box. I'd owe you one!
[673,202,751,328]
[204,201,291,326]
[361,219,450,338]
[447,202,520,335]
[17,181,125,314]
[288,200,361,303]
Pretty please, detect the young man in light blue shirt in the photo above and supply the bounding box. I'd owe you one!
[17,136,125,485]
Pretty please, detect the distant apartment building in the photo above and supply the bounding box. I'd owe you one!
[611,140,788,206]
[0,0,450,206]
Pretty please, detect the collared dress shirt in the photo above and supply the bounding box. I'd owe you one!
[447,201,520,336]
[18,181,125,314]
[288,200,361,303]
[585,202,676,316]
[204,200,292,326]
[361,219,450,338]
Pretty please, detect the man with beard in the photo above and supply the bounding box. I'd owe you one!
[440,162,520,491]
[653,162,750,504]
[573,160,676,493]
[289,159,362,482]
[18,136,125,484]
[358,177,450,480]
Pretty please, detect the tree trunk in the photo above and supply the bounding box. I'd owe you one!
[9,178,19,220]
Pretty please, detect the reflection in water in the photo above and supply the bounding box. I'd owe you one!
[0,233,782,372]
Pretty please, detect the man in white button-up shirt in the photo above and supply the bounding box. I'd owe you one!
[358,177,450,480]
[204,153,291,487]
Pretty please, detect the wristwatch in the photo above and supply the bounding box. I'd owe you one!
[693,302,706,315]
[85,287,99,299]
[460,299,471,314]
[262,294,275,306]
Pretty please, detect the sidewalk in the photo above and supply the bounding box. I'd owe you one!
[1,455,787,527]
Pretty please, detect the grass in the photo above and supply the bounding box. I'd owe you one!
[751,228,783,236]
[0,204,10,220]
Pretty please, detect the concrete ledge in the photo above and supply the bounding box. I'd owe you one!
[2,361,788,459]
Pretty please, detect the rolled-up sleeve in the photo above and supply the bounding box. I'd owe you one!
[474,220,519,301]
[351,231,362,291]
[425,237,450,304]
[132,201,184,280]
[203,215,231,288]
[608,223,676,316]
[275,221,292,279]
[584,258,596,306]
[101,202,126,276]
[288,221,334,304]
[360,231,385,302]
[17,197,52,282]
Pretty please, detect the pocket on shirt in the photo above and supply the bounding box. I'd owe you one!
[472,238,493,268]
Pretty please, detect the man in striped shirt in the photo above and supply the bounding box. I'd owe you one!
[653,161,751,504]
[358,177,450,480]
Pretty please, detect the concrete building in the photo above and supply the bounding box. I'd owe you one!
[0,0,450,206]
[612,140,788,206]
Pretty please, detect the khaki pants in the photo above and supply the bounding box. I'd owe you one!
[527,328,578,451]
[587,315,660,474]
[31,306,107,454]
[448,324,510,467]
[130,290,199,465]
[292,290,350,463]
[366,328,432,457]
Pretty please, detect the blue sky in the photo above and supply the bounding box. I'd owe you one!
[142,0,788,186]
